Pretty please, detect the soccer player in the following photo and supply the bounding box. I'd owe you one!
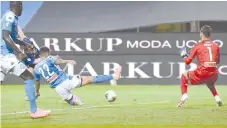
[0,1,50,118]
[177,25,223,107]
[34,46,122,105]
[23,40,41,100]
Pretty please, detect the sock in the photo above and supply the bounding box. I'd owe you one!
[215,95,221,102]
[207,84,218,97]
[66,98,76,105]
[24,80,37,113]
[181,93,189,101]
[66,95,83,105]
[181,74,188,95]
[92,75,113,83]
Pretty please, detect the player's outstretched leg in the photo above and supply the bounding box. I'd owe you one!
[82,66,122,86]
[20,70,51,119]
[62,66,122,106]
[177,72,189,107]
[206,82,223,107]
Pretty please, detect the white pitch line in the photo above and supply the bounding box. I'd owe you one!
[1,101,170,116]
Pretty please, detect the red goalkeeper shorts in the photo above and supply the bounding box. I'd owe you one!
[187,67,218,85]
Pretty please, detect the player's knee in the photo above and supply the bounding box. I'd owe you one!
[27,67,34,75]
[182,72,188,79]
[20,70,34,80]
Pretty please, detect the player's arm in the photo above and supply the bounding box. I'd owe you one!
[33,58,41,65]
[217,46,220,64]
[180,45,198,65]
[2,30,22,54]
[55,59,76,65]
[48,56,76,65]
[2,14,22,53]
[2,16,27,60]
[17,25,26,40]
[16,25,35,50]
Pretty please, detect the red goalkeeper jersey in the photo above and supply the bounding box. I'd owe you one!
[184,40,220,67]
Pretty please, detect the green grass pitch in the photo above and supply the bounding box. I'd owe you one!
[1,85,227,128]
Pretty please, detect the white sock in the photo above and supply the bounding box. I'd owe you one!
[215,95,221,102]
[181,93,189,101]
[110,79,117,85]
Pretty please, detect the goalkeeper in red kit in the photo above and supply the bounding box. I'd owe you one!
[177,25,223,107]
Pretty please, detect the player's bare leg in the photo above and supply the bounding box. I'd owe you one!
[20,70,51,119]
[0,72,5,85]
[65,66,122,106]
[81,65,122,86]
[177,72,189,107]
[25,67,35,101]
[206,82,223,107]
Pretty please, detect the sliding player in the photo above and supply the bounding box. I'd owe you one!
[177,25,223,107]
[34,46,122,105]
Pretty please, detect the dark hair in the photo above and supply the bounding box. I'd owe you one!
[200,25,212,38]
[10,1,21,9]
[39,46,50,55]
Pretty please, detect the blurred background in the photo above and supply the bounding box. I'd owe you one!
[1,1,227,85]
[2,1,227,33]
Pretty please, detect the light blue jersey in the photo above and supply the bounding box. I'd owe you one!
[1,11,18,55]
[34,56,69,88]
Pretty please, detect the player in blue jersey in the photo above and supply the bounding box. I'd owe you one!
[23,38,40,73]
[23,40,41,100]
[34,46,122,105]
[0,1,50,119]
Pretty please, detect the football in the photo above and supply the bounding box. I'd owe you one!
[105,90,117,102]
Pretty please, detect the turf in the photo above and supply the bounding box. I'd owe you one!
[1,85,227,128]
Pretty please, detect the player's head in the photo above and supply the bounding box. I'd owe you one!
[24,44,34,54]
[39,46,50,58]
[200,25,212,40]
[10,1,23,16]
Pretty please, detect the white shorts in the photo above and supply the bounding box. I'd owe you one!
[55,75,82,100]
[0,54,27,81]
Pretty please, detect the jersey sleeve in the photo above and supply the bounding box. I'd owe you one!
[184,44,198,65]
[216,44,220,64]
[2,12,15,32]
[48,56,57,64]
[34,67,41,81]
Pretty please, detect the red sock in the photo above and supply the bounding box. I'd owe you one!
[181,74,188,95]
[207,84,218,97]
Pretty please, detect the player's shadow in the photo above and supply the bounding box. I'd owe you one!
[184,104,225,109]
[1,114,52,123]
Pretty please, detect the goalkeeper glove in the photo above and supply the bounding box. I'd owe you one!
[179,47,189,58]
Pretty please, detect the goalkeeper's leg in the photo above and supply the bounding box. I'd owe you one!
[177,69,203,107]
[205,74,222,107]
[177,72,189,107]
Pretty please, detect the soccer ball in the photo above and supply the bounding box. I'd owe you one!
[105,90,116,102]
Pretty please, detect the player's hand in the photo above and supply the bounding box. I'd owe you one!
[68,60,76,65]
[54,55,61,59]
[17,51,27,61]
[35,92,40,99]
[179,47,189,58]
